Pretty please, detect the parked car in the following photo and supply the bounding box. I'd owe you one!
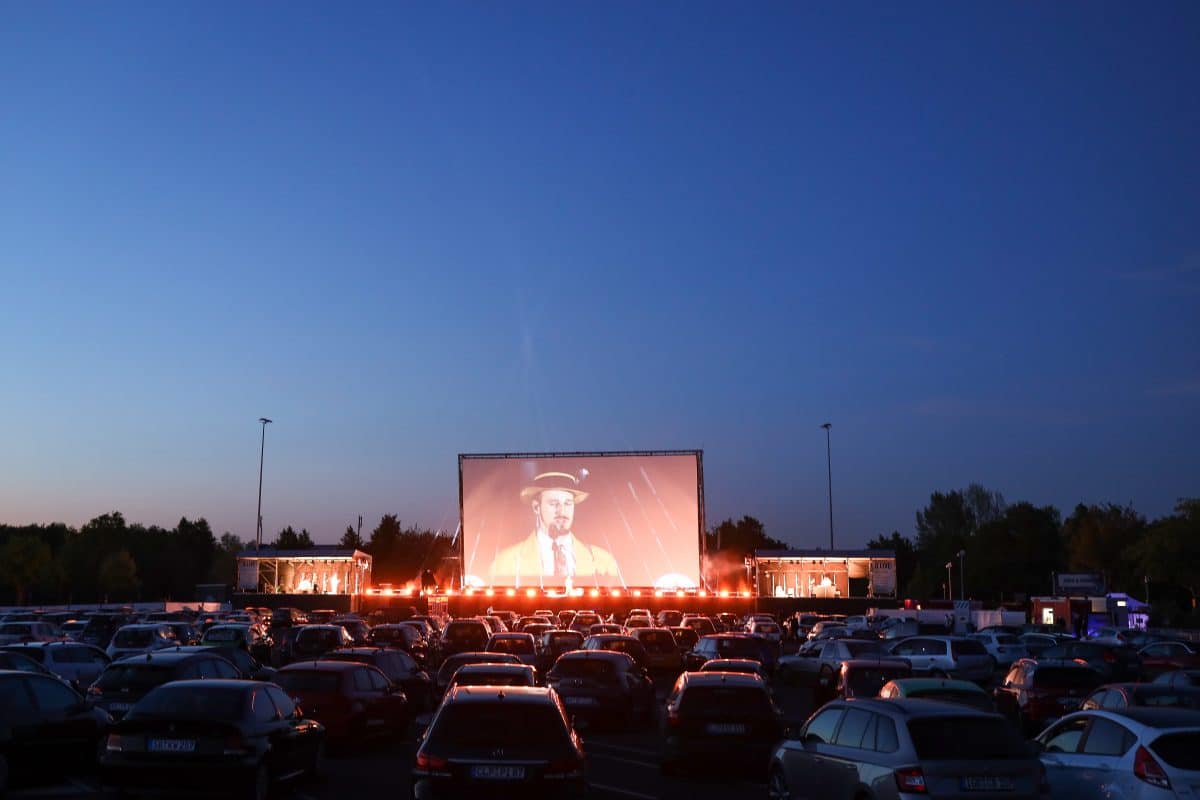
[969,631,1028,669]
[535,630,586,675]
[439,619,491,660]
[171,644,277,682]
[274,660,409,748]
[661,671,783,775]
[79,613,133,650]
[446,663,538,690]
[768,698,1046,800]
[331,617,370,644]
[581,635,651,673]
[411,686,586,800]
[699,658,768,679]
[105,624,177,660]
[878,677,996,712]
[0,622,60,645]
[667,627,699,655]
[684,633,778,674]
[1034,708,1200,799]
[833,659,914,700]
[627,628,683,675]
[1152,669,1200,689]
[0,670,111,794]
[777,638,888,687]
[546,650,654,730]
[435,652,522,696]
[1081,682,1200,712]
[2,642,110,690]
[1040,640,1142,683]
[747,621,784,646]
[1138,640,1200,680]
[485,632,539,667]
[322,647,434,712]
[367,624,429,664]
[87,650,241,720]
[885,636,993,683]
[1020,633,1064,659]
[0,650,59,678]
[100,679,325,799]
[993,658,1105,735]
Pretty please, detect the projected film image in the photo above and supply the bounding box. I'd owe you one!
[460,453,702,590]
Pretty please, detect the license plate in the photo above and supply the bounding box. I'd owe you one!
[147,738,196,753]
[563,696,596,706]
[705,723,747,735]
[470,765,525,780]
[962,776,1013,791]
[107,703,132,712]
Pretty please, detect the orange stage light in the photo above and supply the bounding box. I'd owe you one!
[526,588,537,598]
[589,589,600,598]
[740,590,751,598]
[654,590,664,597]
[719,590,730,598]
[465,588,475,595]
[383,588,394,596]
[698,589,708,597]
[505,588,516,597]
[573,587,585,597]
[445,589,456,596]
[675,590,685,597]
[632,589,642,597]
[610,589,621,597]
[485,588,495,597]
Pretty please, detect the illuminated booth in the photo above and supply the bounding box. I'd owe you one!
[752,549,896,599]
[236,547,372,596]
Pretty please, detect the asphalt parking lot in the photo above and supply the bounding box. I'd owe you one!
[8,681,818,800]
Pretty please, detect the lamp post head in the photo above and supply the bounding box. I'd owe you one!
[957,550,965,558]
[821,422,832,431]
[259,417,273,425]
[945,562,953,570]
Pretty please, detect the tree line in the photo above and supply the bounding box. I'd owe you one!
[1,491,1196,626]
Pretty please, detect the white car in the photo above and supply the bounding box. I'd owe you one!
[970,631,1028,669]
[105,624,175,660]
[1036,708,1200,799]
[0,621,60,645]
[748,621,783,645]
[843,615,871,631]
[2,641,110,688]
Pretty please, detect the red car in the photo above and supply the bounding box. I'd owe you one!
[1138,641,1200,680]
[273,660,409,748]
[993,658,1103,735]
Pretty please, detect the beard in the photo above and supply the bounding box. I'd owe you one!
[547,518,571,536]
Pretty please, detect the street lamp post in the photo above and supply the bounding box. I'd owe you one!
[255,417,272,555]
[945,561,953,600]
[821,423,833,551]
[958,549,966,601]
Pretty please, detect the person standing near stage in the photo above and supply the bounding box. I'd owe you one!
[488,471,620,587]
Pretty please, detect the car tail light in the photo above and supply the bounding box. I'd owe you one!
[666,708,681,727]
[894,767,927,794]
[88,684,102,697]
[545,754,585,779]
[106,734,124,752]
[414,751,450,776]
[223,734,250,756]
[1134,746,1171,789]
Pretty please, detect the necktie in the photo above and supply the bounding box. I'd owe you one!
[553,541,570,577]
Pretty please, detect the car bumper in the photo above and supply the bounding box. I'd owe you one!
[413,776,586,800]
[101,756,259,793]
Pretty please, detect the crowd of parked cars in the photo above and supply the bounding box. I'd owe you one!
[0,604,1198,799]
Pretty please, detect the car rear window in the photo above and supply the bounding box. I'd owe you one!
[680,686,772,716]
[130,685,247,722]
[204,627,244,642]
[445,623,487,641]
[549,633,584,649]
[489,638,534,654]
[713,639,763,659]
[844,641,884,658]
[1033,668,1101,690]
[453,670,532,687]
[427,702,568,748]
[910,689,994,713]
[50,647,97,664]
[554,659,616,679]
[950,640,987,657]
[1151,733,1200,770]
[96,665,172,692]
[846,667,911,697]
[637,631,676,651]
[907,717,1029,760]
[112,629,154,647]
[275,670,342,693]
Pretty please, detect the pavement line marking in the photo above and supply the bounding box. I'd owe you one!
[590,783,658,800]
[588,753,658,768]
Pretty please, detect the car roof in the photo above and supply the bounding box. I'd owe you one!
[112,651,215,665]
[443,685,556,704]
[700,633,757,640]
[682,671,765,688]
[147,679,258,691]
[886,678,985,694]
[586,634,639,643]
[556,650,634,664]
[278,659,366,672]
[490,632,534,639]
[455,663,535,674]
[844,697,998,718]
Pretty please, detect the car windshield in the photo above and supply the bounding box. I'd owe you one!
[637,631,676,652]
[130,686,247,721]
[549,633,584,650]
[680,686,772,716]
[96,664,172,692]
[907,717,1029,760]
[446,624,486,641]
[713,639,763,659]
[295,630,340,650]
[910,689,993,712]
[426,702,567,748]
[489,638,534,654]
[1033,668,1100,689]
[112,629,154,647]
[275,670,342,693]
[453,670,531,687]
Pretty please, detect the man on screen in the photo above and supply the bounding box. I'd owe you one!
[488,471,620,586]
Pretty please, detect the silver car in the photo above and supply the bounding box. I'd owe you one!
[1035,707,1200,799]
[768,698,1046,799]
[886,636,993,683]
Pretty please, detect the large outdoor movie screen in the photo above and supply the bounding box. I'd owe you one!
[460,452,702,590]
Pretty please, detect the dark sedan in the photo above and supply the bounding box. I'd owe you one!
[87,651,242,720]
[0,670,110,794]
[100,679,324,800]
[546,650,654,730]
[1039,640,1141,683]
[274,660,410,747]
[661,671,782,776]
[322,647,435,712]
[1081,682,1200,711]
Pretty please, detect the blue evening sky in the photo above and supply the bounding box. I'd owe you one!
[2,2,1197,548]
